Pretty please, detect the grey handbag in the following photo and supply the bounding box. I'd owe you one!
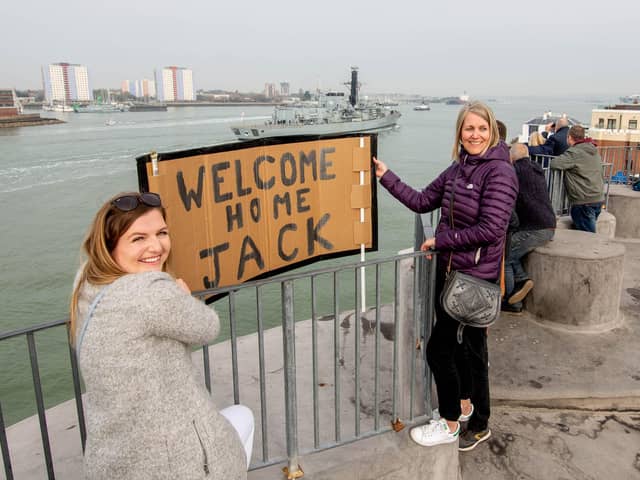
[439,177,502,329]
[440,270,501,328]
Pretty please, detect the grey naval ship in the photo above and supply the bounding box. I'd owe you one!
[231,67,401,140]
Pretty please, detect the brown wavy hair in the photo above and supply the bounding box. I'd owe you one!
[451,101,500,161]
[69,192,167,344]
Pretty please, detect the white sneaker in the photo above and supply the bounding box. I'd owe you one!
[431,404,474,423]
[410,418,460,447]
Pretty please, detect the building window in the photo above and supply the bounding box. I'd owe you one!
[598,118,604,128]
[629,120,638,130]
[607,119,616,130]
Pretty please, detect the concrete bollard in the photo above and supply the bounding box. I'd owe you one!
[555,211,616,239]
[524,229,625,332]
[606,185,640,239]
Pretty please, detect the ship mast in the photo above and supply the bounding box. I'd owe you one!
[348,67,359,107]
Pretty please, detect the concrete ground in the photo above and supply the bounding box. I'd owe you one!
[3,241,640,479]
[459,239,640,480]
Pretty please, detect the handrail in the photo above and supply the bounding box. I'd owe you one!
[1,244,435,479]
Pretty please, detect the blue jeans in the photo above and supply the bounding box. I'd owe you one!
[505,229,555,306]
[571,203,602,233]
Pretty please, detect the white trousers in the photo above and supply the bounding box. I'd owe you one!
[220,404,254,468]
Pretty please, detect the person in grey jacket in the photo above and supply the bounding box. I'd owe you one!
[70,192,253,480]
[550,125,605,233]
[373,101,518,452]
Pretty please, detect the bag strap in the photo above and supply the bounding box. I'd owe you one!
[446,170,457,275]
[77,284,112,355]
[499,251,506,296]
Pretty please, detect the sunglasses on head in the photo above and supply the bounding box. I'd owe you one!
[111,192,162,212]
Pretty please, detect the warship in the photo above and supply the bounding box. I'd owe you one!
[230,67,401,140]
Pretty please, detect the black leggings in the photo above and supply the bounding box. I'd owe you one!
[426,267,490,432]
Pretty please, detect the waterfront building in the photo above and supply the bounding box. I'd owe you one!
[518,111,585,143]
[0,89,20,117]
[588,103,640,179]
[41,62,91,103]
[121,79,156,99]
[589,103,640,147]
[264,83,277,98]
[280,81,290,97]
[154,66,195,102]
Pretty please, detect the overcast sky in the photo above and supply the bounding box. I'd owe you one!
[4,0,638,97]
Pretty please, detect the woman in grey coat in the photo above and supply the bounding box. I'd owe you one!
[70,192,252,479]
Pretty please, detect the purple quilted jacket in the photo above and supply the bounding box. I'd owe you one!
[380,142,518,280]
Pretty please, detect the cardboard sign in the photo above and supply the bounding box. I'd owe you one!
[137,135,378,291]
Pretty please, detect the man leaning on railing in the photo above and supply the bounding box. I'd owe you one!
[548,125,605,233]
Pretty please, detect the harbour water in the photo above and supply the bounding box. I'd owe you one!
[0,96,613,424]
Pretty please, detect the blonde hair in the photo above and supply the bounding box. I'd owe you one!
[451,101,500,160]
[69,192,167,343]
[528,131,546,147]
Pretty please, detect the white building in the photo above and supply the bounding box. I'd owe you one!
[154,67,194,102]
[41,63,91,103]
[121,79,156,99]
[264,83,277,98]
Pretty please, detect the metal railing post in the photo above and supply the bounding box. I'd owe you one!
[67,336,86,452]
[0,401,14,480]
[229,291,240,405]
[281,280,302,478]
[256,286,269,462]
[202,345,212,394]
[26,333,55,479]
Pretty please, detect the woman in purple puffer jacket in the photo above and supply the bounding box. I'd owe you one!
[373,101,518,451]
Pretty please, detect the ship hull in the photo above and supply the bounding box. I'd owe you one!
[231,111,401,140]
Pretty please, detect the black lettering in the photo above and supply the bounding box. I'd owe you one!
[200,243,230,288]
[307,214,333,255]
[212,162,232,202]
[280,152,297,186]
[237,235,264,279]
[254,155,275,190]
[176,166,204,212]
[273,192,292,220]
[320,147,336,180]
[296,188,311,213]
[299,150,317,183]
[225,202,243,232]
[278,224,298,261]
[249,198,261,222]
[234,159,252,197]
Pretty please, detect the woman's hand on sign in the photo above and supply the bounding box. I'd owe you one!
[371,157,388,178]
[420,237,436,260]
[175,278,191,294]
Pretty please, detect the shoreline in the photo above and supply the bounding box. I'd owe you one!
[0,115,64,128]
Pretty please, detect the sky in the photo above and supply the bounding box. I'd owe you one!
[3,0,639,97]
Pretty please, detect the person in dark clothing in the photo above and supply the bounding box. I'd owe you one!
[372,101,518,452]
[528,117,570,157]
[502,143,556,314]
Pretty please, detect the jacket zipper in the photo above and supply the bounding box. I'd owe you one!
[193,420,210,475]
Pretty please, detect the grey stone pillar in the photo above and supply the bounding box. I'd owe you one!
[525,230,625,332]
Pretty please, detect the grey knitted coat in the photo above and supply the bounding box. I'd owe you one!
[76,271,247,479]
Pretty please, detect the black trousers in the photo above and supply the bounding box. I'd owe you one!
[426,266,490,432]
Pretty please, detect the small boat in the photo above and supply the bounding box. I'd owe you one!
[128,103,167,112]
[42,103,74,112]
[230,67,401,140]
[73,103,127,113]
[414,101,431,111]
[105,119,116,126]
